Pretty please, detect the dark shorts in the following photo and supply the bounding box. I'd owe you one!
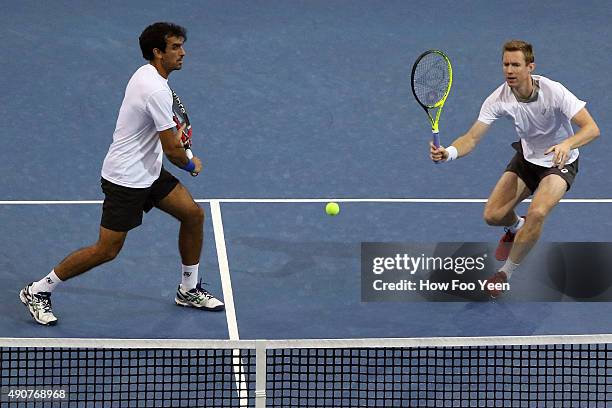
[505,141,579,194]
[100,167,180,232]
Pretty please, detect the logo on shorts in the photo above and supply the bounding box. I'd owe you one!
[561,168,569,174]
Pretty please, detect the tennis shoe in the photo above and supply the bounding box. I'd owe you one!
[175,281,224,311]
[495,229,515,261]
[19,283,58,326]
[484,271,508,299]
[495,216,525,261]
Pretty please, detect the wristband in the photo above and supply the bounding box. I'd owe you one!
[445,146,458,162]
[181,159,196,173]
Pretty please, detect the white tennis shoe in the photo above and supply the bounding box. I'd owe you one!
[20,283,58,326]
[175,282,224,311]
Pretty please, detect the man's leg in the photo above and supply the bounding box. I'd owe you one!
[483,171,531,227]
[483,171,531,262]
[486,174,567,298]
[53,227,128,280]
[156,183,224,311]
[156,183,204,266]
[508,174,567,265]
[20,227,127,325]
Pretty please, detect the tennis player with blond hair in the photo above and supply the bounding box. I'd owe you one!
[430,40,600,297]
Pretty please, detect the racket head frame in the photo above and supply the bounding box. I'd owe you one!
[410,49,453,142]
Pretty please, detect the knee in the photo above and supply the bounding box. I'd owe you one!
[483,207,505,226]
[187,204,205,225]
[525,207,547,226]
[95,242,123,263]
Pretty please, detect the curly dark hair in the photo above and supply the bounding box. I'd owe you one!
[139,22,187,61]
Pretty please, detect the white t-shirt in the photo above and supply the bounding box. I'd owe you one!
[101,64,176,188]
[477,75,586,167]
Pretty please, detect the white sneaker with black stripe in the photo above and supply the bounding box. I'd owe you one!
[175,281,224,311]
[19,283,58,326]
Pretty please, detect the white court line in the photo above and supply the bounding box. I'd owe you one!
[199,198,612,203]
[1,198,612,205]
[210,200,248,406]
[0,200,105,205]
[210,200,240,340]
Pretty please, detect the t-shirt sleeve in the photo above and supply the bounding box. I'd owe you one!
[554,82,586,120]
[477,91,502,125]
[146,89,176,132]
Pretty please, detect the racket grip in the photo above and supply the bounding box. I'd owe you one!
[432,132,441,165]
[185,148,198,177]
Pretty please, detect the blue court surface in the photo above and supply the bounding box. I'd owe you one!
[1,0,612,342]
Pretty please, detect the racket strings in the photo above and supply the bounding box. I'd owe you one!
[413,53,450,107]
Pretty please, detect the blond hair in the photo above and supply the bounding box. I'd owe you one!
[502,40,534,64]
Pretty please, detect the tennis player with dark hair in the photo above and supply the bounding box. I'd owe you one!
[430,40,600,298]
[20,22,224,325]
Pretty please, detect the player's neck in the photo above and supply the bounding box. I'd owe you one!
[149,61,169,79]
[512,77,535,100]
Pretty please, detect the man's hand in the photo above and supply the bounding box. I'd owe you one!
[191,155,203,175]
[430,141,449,162]
[545,141,571,169]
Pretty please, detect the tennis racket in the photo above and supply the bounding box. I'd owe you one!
[171,89,197,176]
[410,50,453,149]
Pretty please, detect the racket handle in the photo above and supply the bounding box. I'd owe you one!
[432,132,441,165]
[185,148,198,177]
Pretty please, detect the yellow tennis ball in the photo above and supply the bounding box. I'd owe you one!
[325,202,340,216]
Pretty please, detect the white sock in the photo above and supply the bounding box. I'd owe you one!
[181,263,199,291]
[500,260,520,280]
[31,270,62,293]
[508,216,525,234]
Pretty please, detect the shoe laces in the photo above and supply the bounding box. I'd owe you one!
[193,279,215,300]
[33,292,53,313]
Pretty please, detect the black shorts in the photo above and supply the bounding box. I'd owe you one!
[100,167,180,232]
[505,141,579,194]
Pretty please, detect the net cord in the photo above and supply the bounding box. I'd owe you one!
[1,333,611,349]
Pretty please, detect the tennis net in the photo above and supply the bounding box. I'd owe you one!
[1,335,610,407]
